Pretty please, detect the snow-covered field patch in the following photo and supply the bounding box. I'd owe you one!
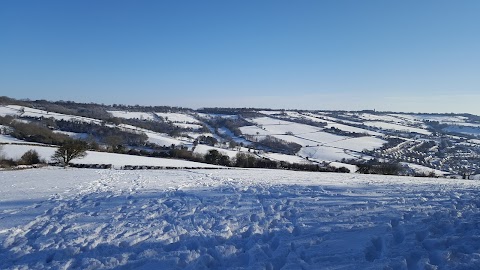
[155,113,200,123]
[0,135,43,144]
[1,169,480,269]
[108,111,156,121]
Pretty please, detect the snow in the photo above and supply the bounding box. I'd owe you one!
[196,113,239,120]
[272,134,327,147]
[0,135,41,144]
[249,117,321,134]
[327,123,381,136]
[259,152,312,164]
[193,144,242,159]
[0,106,19,116]
[118,124,188,147]
[394,114,468,123]
[328,136,386,152]
[239,125,270,137]
[174,123,203,129]
[328,161,358,173]
[304,113,362,125]
[0,144,220,169]
[108,111,156,121]
[298,145,357,161]
[363,121,432,135]
[401,162,448,176]
[1,144,56,160]
[290,112,381,136]
[358,113,407,123]
[155,112,200,123]
[2,168,480,269]
[259,110,285,115]
[468,139,480,145]
[294,132,346,145]
[217,127,252,145]
[1,105,102,124]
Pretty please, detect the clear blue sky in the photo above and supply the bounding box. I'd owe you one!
[1,1,479,114]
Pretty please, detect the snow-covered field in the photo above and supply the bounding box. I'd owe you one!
[363,121,432,135]
[2,168,480,269]
[1,144,220,169]
[108,111,156,121]
[155,113,200,124]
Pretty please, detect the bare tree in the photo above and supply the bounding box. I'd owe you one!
[52,140,87,167]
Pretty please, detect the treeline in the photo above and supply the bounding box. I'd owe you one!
[0,115,70,145]
[271,114,328,129]
[353,159,404,175]
[256,135,302,155]
[54,119,148,149]
[323,127,367,137]
[109,104,192,113]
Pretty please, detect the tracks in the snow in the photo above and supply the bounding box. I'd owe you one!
[1,170,480,269]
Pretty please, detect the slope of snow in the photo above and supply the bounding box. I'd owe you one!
[294,132,347,145]
[0,135,41,144]
[193,144,242,159]
[2,105,102,124]
[293,112,381,136]
[217,127,252,145]
[401,162,448,176]
[0,106,19,116]
[2,169,480,269]
[196,113,239,120]
[394,114,468,123]
[239,125,271,137]
[364,121,432,135]
[1,144,56,160]
[259,110,285,115]
[0,144,219,168]
[326,123,381,136]
[357,113,406,123]
[328,136,386,152]
[259,152,312,164]
[118,124,188,147]
[303,113,361,125]
[174,123,203,129]
[328,161,358,173]
[249,117,321,134]
[155,112,200,123]
[468,139,480,145]
[298,145,356,161]
[108,111,156,121]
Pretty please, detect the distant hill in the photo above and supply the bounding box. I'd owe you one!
[1,96,480,177]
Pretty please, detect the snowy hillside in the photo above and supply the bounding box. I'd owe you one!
[2,99,480,176]
[1,144,220,169]
[1,168,480,269]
